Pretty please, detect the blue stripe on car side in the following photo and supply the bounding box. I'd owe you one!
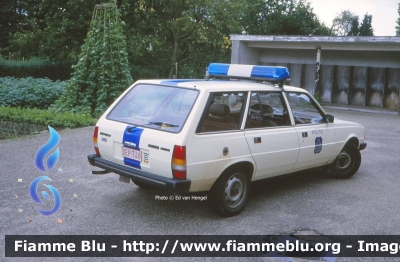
[122,126,144,169]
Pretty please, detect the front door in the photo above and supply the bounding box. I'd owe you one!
[284,92,336,171]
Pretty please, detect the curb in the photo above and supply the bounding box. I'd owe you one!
[322,105,399,116]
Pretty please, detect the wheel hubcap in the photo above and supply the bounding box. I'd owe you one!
[225,174,244,208]
[337,151,352,170]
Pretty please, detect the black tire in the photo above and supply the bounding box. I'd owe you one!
[132,179,154,189]
[321,161,337,176]
[211,169,250,217]
[333,143,361,179]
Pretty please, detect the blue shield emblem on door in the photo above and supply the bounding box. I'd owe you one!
[314,136,322,154]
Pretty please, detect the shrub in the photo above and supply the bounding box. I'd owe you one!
[0,57,75,81]
[56,2,132,117]
[0,107,96,128]
[0,77,67,109]
[0,120,47,139]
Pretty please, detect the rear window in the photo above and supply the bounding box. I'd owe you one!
[107,84,198,133]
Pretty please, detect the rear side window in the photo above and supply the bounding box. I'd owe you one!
[107,84,198,133]
[197,92,247,133]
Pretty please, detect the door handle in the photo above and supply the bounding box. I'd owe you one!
[302,132,308,138]
[254,137,262,143]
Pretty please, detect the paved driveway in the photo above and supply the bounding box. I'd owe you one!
[1,108,399,262]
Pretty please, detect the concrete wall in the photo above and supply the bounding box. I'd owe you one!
[350,67,368,106]
[232,44,400,109]
[257,48,400,68]
[320,65,334,103]
[256,62,399,108]
[385,69,400,108]
[231,41,261,65]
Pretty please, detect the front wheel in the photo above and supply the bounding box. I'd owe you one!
[211,169,250,217]
[333,143,361,179]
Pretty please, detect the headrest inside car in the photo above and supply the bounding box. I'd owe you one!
[209,103,230,117]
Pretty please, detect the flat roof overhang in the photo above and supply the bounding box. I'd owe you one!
[230,35,400,52]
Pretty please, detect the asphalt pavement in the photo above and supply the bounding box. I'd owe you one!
[1,107,400,262]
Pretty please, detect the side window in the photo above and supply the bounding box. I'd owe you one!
[245,92,290,129]
[197,92,247,133]
[285,92,325,125]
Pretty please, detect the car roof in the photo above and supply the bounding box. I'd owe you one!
[133,79,308,94]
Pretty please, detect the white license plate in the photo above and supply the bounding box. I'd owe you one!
[121,146,142,162]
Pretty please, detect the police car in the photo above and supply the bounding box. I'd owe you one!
[87,63,367,216]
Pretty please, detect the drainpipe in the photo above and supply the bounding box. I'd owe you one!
[314,46,321,97]
[398,90,400,114]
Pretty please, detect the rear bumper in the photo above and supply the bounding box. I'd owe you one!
[359,142,367,151]
[87,154,191,193]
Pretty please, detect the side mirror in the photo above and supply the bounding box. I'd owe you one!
[325,114,334,123]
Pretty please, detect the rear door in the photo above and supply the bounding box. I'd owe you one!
[186,91,251,191]
[244,91,299,178]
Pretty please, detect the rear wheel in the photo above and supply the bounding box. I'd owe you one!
[211,169,250,217]
[333,143,361,179]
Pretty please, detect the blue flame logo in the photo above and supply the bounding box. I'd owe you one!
[29,176,61,216]
[31,126,61,216]
[34,126,60,172]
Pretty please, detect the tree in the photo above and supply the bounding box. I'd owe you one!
[396,3,400,36]
[55,2,132,117]
[0,0,27,57]
[241,0,331,36]
[4,0,335,80]
[359,13,373,36]
[348,16,359,36]
[331,10,356,36]
[8,0,97,60]
[120,0,243,79]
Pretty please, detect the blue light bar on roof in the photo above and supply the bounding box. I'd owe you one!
[208,63,290,82]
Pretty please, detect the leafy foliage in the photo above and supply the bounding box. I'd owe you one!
[331,11,356,36]
[0,1,27,57]
[359,13,373,36]
[0,107,96,128]
[5,0,334,80]
[121,0,243,79]
[0,57,75,80]
[56,1,132,117]
[241,0,331,36]
[122,0,331,79]
[348,16,360,36]
[7,0,97,61]
[332,11,373,36]
[0,77,67,109]
[0,120,47,139]
[396,3,400,36]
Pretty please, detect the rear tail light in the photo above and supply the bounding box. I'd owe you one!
[171,145,186,180]
[93,126,101,155]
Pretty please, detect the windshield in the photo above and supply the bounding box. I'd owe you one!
[107,84,199,133]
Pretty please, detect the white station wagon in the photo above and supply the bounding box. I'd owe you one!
[87,63,367,216]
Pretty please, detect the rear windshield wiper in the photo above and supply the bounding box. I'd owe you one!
[147,121,179,127]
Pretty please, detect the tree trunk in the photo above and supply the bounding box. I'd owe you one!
[168,24,181,79]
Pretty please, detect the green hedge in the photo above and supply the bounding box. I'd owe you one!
[0,107,96,128]
[0,58,76,80]
[0,120,47,139]
[0,77,67,109]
